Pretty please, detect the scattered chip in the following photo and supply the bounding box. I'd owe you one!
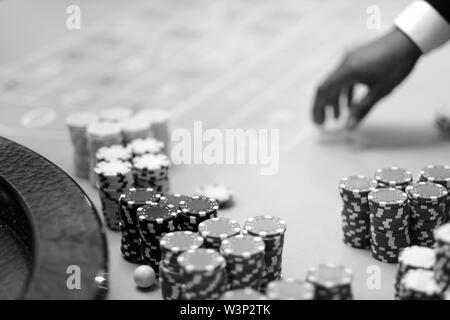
[194,184,234,208]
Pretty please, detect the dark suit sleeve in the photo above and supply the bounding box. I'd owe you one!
[427,0,450,23]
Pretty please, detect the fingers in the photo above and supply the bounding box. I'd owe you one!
[346,86,384,130]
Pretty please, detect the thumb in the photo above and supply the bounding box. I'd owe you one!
[346,87,384,130]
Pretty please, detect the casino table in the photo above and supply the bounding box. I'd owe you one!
[0,0,449,300]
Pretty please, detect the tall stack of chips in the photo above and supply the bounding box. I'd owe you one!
[136,108,170,152]
[434,223,450,290]
[95,144,132,163]
[398,269,443,300]
[405,182,447,247]
[87,121,123,186]
[306,264,353,300]
[65,112,97,178]
[394,246,436,299]
[374,167,413,191]
[198,218,241,250]
[368,188,410,263]
[136,202,178,271]
[118,188,159,263]
[159,231,204,300]
[179,196,219,232]
[127,138,165,157]
[132,153,170,194]
[177,249,227,300]
[94,160,134,230]
[120,117,153,144]
[220,234,265,290]
[339,176,377,249]
[418,165,450,222]
[220,288,267,300]
[266,279,315,300]
[243,215,286,290]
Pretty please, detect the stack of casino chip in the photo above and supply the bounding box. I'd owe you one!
[118,188,160,263]
[65,112,98,179]
[179,196,219,232]
[339,176,377,249]
[406,182,448,247]
[266,279,315,300]
[374,166,413,191]
[198,218,241,250]
[177,248,227,300]
[398,269,443,300]
[220,288,267,300]
[220,234,265,290]
[94,160,134,230]
[120,117,153,144]
[306,263,353,300]
[159,231,204,300]
[243,215,286,290]
[368,188,410,263]
[132,153,170,194]
[418,165,450,222]
[394,246,435,299]
[135,108,170,152]
[137,202,179,270]
[127,137,165,157]
[434,223,450,290]
[95,144,132,164]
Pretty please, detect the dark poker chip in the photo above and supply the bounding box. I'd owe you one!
[119,187,159,209]
[179,196,219,217]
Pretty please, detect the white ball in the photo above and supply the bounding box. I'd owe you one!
[133,265,156,288]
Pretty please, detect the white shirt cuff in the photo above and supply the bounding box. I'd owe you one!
[395,0,450,54]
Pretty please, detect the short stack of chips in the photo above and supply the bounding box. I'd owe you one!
[243,215,286,290]
[418,165,450,222]
[394,246,436,299]
[374,166,413,191]
[119,188,159,263]
[220,234,265,290]
[177,248,227,300]
[132,153,170,194]
[306,263,353,300]
[198,218,241,250]
[65,112,97,178]
[266,279,315,300]
[368,188,410,263]
[220,288,267,300]
[127,137,165,157]
[405,182,447,247]
[398,269,443,300]
[159,231,204,300]
[434,223,450,290]
[339,176,377,249]
[94,160,134,230]
[179,196,219,232]
[137,202,178,271]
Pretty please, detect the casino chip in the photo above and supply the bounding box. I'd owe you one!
[394,246,435,299]
[368,188,410,263]
[406,182,447,247]
[135,108,170,151]
[95,144,132,163]
[266,279,315,300]
[220,288,267,300]
[132,153,171,194]
[194,184,234,209]
[179,196,219,232]
[434,223,450,290]
[398,269,443,300]
[128,137,165,157]
[418,165,450,222]
[339,175,377,250]
[198,218,241,250]
[120,117,152,144]
[306,264,353,300]
[374,167,413,191]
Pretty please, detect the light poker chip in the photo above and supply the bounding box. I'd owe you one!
[137,203,178,224]
[374,167,413,186]
[198,218,241,240]
[306,263,353,288]
[87,120,122,138]
[119,187,158,208]
[94,160,132,176]
[128,137,165,156]
[434,223,450,244]
[194,184,234,208]
[266,279,315,300]
[405,182,448,202]
[179,196,219,217]
[401,269,442,295]
[220,234,265,259]
[368,188,408,207]
[120,116,151,133]
[133,153,170,170]
[420,165,450,185]
[220,288,267,300]
[65,111,97,128]
[398,246,435,269]
[243,215,286,238]
[339,175,377,196]
[177,248,226,273]
[95,145,132,162]
[160,231,204,254]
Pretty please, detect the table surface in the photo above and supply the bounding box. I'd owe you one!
[0,0,449,300]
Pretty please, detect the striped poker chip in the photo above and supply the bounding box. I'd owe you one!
[243,215,286,238]
[127,137,165,156]
[177,249,226,274]
[94,160,132,176]
[119,187,158,208]
[400,269,442,296]
[420,165,450,186]
[133,153,170,171]
[368,188,408,207]
[137,202,178,225]
[374,167,413,186]
[220,234,265,259]
[406,182,448,202]
[160,231,204,254]
[339,175,377,196]
[179,196,219,217]
[306,263,353,288]
[266,279,315,300]
[198,217,241,240]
